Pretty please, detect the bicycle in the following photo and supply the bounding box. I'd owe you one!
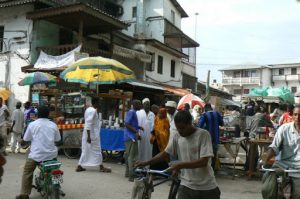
[261,163,300,199]
[132,168,180,199]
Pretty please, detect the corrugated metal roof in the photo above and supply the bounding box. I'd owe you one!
[127,81,164,91]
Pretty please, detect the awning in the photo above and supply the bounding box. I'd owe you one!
[220,98,241,107]
[163,86,191,96]
[164,20,199,48]
[113,45,152,63]
[127,81,164,91]
[26,3,128,34]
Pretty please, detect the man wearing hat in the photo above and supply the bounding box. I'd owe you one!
[165,101,178,141]
[136,98,155,162]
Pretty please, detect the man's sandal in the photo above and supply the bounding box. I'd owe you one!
[75,166,86,172]
[99,167,111,173]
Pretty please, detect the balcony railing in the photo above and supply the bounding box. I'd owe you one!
[273,74,300,81]
[222,77,260,85]
[273,75,286,81]
[286,74,300,81]
[37,44,111,58]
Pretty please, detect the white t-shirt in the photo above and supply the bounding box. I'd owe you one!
[24,118,61,162]
[12,109,24,134]
[165,128,217,191]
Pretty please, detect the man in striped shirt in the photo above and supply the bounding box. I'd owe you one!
[198,104,224,169]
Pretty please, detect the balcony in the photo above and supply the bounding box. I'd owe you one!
[37,44,111,57]
[222,77,260,85]
[273,75,286,81]
[286,74,300,81]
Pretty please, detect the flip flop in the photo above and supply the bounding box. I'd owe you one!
[76,167,86,172]
[99,167,111,173]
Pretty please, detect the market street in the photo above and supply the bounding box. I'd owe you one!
[0,152,262,199]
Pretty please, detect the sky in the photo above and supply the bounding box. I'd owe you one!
[178,0,300,82]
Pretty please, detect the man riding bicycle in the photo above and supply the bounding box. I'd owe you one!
[136,110,220,199]
[16,106,61,199]
[261,104,300,198]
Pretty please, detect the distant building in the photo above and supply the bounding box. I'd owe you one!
[220,62,300,101]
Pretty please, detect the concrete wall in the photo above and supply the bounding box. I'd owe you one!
[261,68,272,87]
[182,62,196,77]
[0,5,34,108]
[145,45,182,87]
[163,0,181,28]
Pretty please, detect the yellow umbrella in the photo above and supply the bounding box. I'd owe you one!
[60,56,135,84]
[0,88,11,100]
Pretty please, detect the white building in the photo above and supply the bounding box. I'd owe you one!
[119,0,199,90]
[220,62,300,101]
[270,63,300,94]
[219,64,272,101]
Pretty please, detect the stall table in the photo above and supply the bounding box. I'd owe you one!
[219,137,248,179]
[247,139,273,178]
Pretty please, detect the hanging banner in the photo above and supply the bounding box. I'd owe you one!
[34,45,82,69]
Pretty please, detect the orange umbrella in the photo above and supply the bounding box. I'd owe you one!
[0,88,11,100]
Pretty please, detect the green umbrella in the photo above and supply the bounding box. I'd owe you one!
[18,72,57,86]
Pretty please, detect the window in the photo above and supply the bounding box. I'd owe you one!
[243,71,250,77]
[146,53,155,71]
[132,7,137,18]
[0,26,4,52]
[279,68,284,75]
[171,10,175,24]
[291,68,297,75]
[244,89,250,94]
[233,71,241,78]
[170,60,175,77]
[233,89,242,95]
[157,55,163,74]
[291,87,297,93]
[251,70,257,77]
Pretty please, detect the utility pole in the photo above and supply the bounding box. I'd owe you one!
[194,12,199,40]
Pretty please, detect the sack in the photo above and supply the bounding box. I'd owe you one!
[261,171,278,199]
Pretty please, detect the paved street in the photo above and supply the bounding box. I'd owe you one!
[0,152,262,199]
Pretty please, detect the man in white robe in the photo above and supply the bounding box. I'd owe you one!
[76,98,111,173]
[136,98,155,161]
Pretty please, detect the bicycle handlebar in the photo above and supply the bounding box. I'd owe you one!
[135,168,171,177]
[261,165,300,173]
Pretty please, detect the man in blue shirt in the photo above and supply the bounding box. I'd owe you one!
[198,104,224,169]
[124,99,142,182]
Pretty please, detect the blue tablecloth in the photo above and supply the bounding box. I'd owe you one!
[100,128,125,151]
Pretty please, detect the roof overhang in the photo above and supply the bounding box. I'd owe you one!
[21,64,66,73]
[164,20,199,48]
[170,0,188,18]
[144,39,188,59]
[26,3,128,35]
[0,0,64,8]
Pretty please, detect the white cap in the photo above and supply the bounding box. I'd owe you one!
[165,101,177,108]
[142,98,150,104]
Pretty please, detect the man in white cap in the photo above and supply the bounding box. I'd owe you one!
[165,101,178,141]
[136,98,155,162]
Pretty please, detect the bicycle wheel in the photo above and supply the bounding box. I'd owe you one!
[168,180,180,199]
[63,134,81,159]
[132,177,152,199]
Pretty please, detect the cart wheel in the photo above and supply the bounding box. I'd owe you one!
[63,135,81,159]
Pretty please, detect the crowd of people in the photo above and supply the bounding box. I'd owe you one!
[2,95,300,199]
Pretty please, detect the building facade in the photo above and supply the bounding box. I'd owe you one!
[0,0,199,108]
[220,63,300,101]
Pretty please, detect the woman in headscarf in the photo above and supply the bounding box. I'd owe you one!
[150,108,170,170]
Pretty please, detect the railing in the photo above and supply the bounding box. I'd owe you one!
[273,74,300,81]
[37,44,111,58]
[222,77,260,85]
[286,74,300,81]
[272,75,286,81]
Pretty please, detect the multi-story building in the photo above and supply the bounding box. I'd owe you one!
[219,64,272,101]
[270,63,300,94]
[119,0,199,90]
[0,0,198,107]
[220,62,300,101]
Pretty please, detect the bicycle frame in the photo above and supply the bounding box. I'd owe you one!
[133,168,180,199]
